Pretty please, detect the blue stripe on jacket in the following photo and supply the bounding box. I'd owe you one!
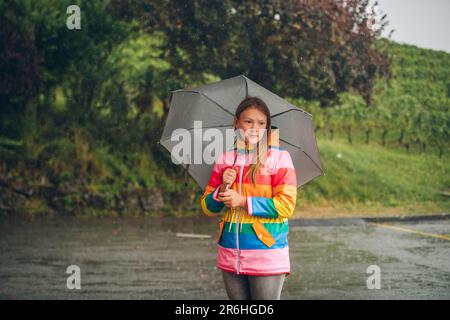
[219,231,289,250]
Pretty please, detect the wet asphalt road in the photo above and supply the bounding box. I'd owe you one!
[0,215,449,299]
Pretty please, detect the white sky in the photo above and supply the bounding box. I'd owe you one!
[374,0,450,53]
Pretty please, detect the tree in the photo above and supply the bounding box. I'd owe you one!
[108,0,392,111]
[0,0,42,138]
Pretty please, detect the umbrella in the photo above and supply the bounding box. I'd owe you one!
[158,74,324,189]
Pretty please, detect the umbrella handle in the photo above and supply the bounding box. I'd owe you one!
[220,183,230,192]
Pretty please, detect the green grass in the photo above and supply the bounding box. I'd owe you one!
[296,137,450,218]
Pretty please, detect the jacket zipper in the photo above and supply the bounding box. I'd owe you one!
[235,163,244,274]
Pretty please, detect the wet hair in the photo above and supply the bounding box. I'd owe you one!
[234,97,271,185]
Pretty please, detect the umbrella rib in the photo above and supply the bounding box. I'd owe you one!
[279,138,324,175]
[175,90,235,117]
[245,78,248,97]
[271,108,313,118]
[271,107,312,118]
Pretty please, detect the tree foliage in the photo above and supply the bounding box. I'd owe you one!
[108,0,391,106]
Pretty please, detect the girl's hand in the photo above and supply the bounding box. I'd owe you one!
[222,168,238,187]
[218,189,247,209]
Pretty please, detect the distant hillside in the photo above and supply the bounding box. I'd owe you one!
[291,41,450,218]
[295,137,449,219]
[300,40,449,157]
[379,39,449,110]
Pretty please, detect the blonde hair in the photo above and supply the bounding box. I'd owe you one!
[245,131,270,185]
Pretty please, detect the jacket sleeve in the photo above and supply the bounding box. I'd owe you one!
[200,153,225,217]
[246,150,297,219]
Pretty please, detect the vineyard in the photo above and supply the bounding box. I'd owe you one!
[293,40,449,157]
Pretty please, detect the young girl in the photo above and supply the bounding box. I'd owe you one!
[200,97,297,300]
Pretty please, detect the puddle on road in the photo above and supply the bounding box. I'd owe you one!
[0,216,448,299]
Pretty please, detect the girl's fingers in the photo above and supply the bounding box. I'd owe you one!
[224,174,235,181]
[219,191,233,198]
[223,177,235,184]
[224,170,236,181]
[224,170,234,178]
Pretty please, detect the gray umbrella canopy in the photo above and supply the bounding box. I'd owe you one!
[159,74,324,190]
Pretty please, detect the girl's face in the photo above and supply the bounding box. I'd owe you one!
[234,107,268,145]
